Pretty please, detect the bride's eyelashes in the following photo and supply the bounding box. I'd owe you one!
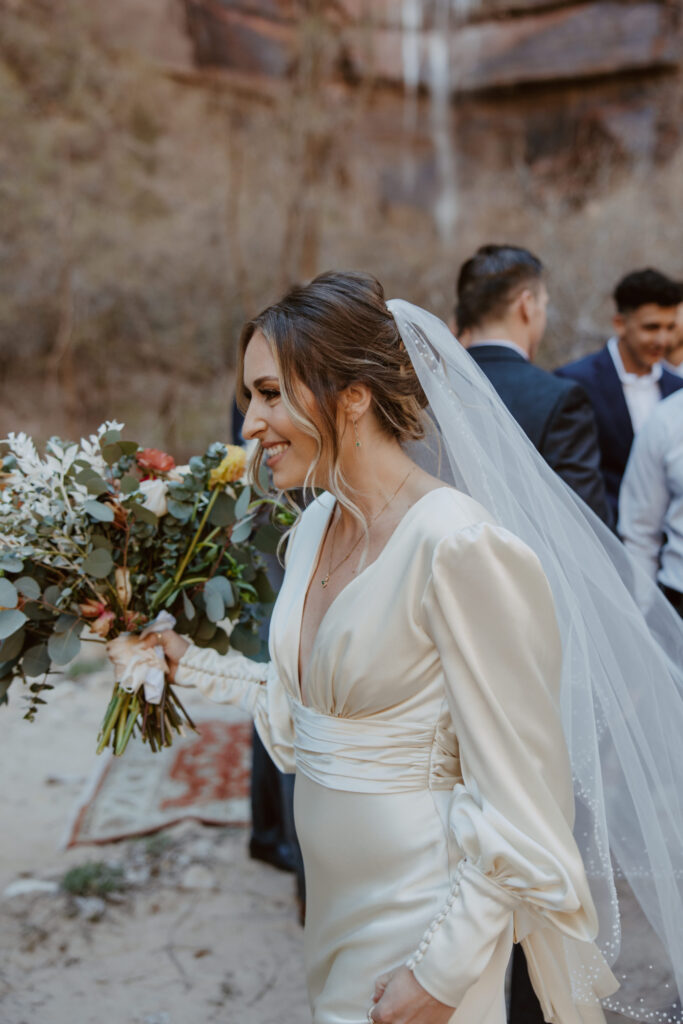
[260,388,281,403]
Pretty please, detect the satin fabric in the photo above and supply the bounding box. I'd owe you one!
[177,488,614,1023]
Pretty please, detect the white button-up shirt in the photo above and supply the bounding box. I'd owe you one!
[619,390,683,591]
[607,336,662,434]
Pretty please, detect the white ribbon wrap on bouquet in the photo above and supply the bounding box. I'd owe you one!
[106,611,176,705]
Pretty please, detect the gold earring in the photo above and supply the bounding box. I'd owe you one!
[353,420,361,448]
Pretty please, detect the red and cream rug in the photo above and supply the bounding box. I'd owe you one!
[65,710,252,846]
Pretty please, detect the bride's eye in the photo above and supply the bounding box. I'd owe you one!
[261,388,281,403]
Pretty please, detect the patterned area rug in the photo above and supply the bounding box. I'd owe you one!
[66,709,252,846]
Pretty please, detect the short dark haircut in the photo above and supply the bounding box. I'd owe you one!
[613,269,682,313]
[455,245,544,332]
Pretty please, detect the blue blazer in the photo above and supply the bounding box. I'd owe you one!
[469,345,611,525]
[555,346,683,521]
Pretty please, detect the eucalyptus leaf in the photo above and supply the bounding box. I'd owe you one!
[205,590,224,623]
[195,617,217,641]
[23,642,50,677]
[258,463,270,492]
[229,623,261,657]
[253,569,277,604]
[0,627,25,661]
[83,500,115,523]
[231,518,254,544]
[48,619,83,665]
[167,500,193,523]
[0,579,18,608]
[120,475,139,495]
[205,576,235,608]
[0,609,27,639]
[101,442,122,465]
[118,441,139,457]
[55,612,79,632]
[0,555,23,573]
[86,476,109,496]
[181,590,196,621]
[234,486,251,521]
[24,600,54,622]
[253,523,282,555]
[81,547,114,578]
[90,534,113,550]
[129,502,158,526]
[15,577,41,600]
[208,492,235,527]
[43,585,62,607]
[204,628,230,655]
[101,429,122,445]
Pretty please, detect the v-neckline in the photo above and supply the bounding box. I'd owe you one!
[295,487,451,705]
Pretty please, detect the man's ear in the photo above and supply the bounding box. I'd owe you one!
[518,289,535,324]
[613,312,626,339]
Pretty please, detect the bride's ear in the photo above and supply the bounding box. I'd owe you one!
[339,382,373,423]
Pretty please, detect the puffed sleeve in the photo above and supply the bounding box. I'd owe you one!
[409,523,600,1009]
[175,645,296,773]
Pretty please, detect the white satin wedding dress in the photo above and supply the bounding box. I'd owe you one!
[176,487,611,1024]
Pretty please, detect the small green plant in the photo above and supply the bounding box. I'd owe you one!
[61,861,126,897]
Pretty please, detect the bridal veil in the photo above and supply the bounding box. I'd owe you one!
[389,299,683,1023]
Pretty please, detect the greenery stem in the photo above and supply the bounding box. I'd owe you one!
[173,488,221,586]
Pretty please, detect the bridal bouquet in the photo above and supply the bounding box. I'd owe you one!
[0,422,287,755]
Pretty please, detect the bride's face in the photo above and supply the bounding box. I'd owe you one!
[242,330,319,489]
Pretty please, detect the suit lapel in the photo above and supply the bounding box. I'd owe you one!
[594,347,634,446]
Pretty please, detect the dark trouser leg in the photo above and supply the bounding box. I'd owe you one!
[509,944,545,1024]
[249,727,296,871]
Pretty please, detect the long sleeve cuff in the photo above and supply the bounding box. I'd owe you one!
[409,860,516,1007]
[175,643,267,717]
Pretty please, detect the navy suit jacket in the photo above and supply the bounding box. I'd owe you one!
[469,345,612,525]
[555,346,683,522]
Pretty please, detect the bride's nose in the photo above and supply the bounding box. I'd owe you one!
[242,400,265,441]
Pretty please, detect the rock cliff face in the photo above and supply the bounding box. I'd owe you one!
[183,0,682,215]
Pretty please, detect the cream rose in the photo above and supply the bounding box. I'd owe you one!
[139,478,168,516]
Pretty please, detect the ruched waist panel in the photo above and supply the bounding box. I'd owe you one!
[292,702,461,793]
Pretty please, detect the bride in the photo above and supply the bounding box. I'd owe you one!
[146,271,683,1024]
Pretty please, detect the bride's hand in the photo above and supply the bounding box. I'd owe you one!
[140,629,189,682]
[369,966,453,1024]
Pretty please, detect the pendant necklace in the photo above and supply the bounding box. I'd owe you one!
[320,465,416,588]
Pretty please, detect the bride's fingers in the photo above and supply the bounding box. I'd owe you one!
[373,971,392,1001]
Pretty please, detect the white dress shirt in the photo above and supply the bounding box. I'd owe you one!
[607,336,662,434]
[619,390,683,591]
[664,360,683,378]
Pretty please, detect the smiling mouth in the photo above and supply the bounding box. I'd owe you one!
[263,443,290,463]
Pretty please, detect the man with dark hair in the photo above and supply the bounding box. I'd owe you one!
[455,244,611,524]
[556,268,683,520]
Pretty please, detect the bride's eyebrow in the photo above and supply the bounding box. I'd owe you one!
[253,376,280,389]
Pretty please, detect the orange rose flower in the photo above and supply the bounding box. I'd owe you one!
[136,448,176,475]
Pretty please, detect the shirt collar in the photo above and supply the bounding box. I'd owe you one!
[607,336,663,385]
[468,339,529,362]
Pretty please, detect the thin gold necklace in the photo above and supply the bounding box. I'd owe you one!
[320,465,416,589]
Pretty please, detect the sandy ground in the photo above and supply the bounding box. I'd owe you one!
[0,655,309,1024]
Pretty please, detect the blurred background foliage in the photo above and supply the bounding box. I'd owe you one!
[1,0,681,453]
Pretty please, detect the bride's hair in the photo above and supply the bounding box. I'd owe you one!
[237,270,428,516]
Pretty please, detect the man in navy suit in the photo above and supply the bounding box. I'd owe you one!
[556,268,683,523]
[456,244,611,526]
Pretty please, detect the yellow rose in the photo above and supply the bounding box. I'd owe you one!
[209,446,247,489]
